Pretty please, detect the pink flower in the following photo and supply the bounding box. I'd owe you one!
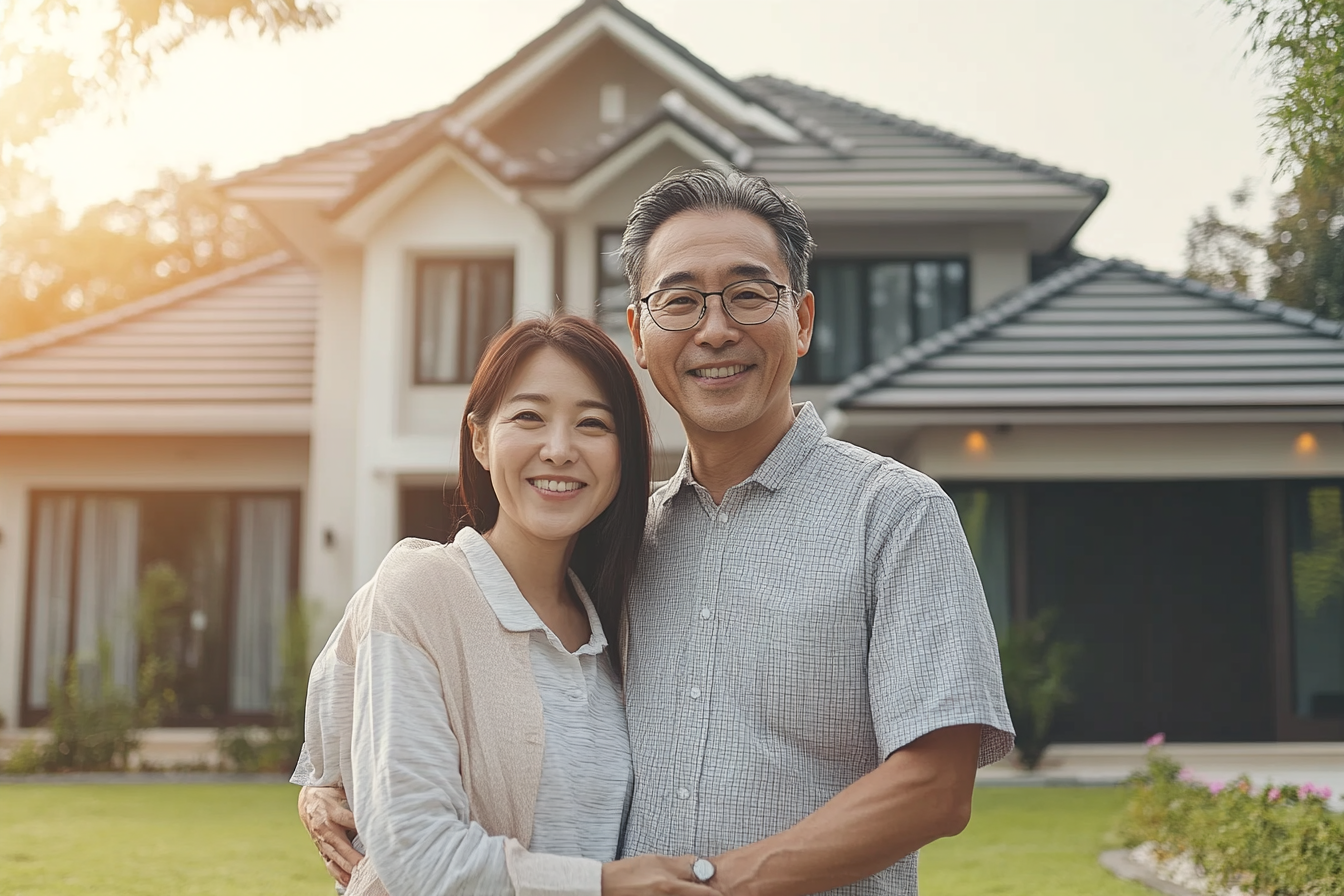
[1179,769,1196,782]
[1145,732,1166,747]
[1318,786,1332,800]
[1301,783,1316,797]
[1208,781,1225,795]
[1268,788,1281,802]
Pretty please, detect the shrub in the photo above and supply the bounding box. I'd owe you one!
[217,598,310,773]
[998,609,1079,770]
[1120,741,1344,896]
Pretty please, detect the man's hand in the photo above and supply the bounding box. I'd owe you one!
[298,784,363,886]
[602,854,718,896]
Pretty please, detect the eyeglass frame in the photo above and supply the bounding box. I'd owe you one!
[636,279,794,332]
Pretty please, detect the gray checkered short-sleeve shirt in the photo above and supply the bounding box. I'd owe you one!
[621,403,1014,895]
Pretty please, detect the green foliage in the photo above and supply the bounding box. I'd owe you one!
[1184,183,1267,293]
[1121,748,1344,895]
[1223,0,1344,179]
[1266,165,1344,320]
[1292,484,1344,617]
[998,609,1079,770]
[217,598,310,773]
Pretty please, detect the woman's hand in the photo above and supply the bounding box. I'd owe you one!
[602,854,719,895]
[297,784,363,886]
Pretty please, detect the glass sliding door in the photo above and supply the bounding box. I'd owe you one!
[23,491,298,725]
[1287,483,1344,720]
[947,486,1012,636]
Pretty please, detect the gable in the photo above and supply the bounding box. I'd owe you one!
[483,34,677,169]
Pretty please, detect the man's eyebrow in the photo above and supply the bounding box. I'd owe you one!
[505,393,613,413]
[653,264,777,290]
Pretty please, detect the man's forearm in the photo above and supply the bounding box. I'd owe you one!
[709,725,982,896]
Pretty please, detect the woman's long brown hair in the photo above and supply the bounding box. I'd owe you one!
[449,314,652,661]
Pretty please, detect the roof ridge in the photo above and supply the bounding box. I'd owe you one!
[829,256,1114,407]
[736,76,853,155]
[743,74,1108,197]
[0,251,296,362]
[1110,258,1344,339]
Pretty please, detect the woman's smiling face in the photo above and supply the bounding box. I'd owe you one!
[471,346,622,547]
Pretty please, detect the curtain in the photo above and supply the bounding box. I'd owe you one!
[27,496,77,709]
[230,497,293,712]
[73,498,142,695]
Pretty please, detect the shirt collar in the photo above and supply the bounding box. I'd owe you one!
[454,527,608,655]
[656,401,827,505]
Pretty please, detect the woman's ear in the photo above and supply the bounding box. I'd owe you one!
[470,419,490,471]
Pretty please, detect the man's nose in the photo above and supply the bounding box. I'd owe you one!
[694,294,741,346]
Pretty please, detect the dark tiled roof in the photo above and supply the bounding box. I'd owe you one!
[833,259,1344,411]
[740,76,1108,197]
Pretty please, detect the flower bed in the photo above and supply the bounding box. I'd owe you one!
[1118,735,1344,896]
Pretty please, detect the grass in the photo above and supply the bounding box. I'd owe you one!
[0,783,332,896]
[0,783,1148,896]
[922,787,1149,896]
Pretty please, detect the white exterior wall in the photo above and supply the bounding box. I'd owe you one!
[352,161,553,585]
[0,435,308,728]
[303,252,364,635]
[968,223,1030,311]
[894,423,1344,481]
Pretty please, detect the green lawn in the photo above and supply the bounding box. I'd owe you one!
[922,787,1149,896]
[0,783,1148,896]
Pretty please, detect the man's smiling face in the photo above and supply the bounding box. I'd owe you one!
[628,208,814,439]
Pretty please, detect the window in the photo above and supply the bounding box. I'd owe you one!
[596,228,629,331]
[1287,482,1344,719]
[797,259,968,384]
[400,482,456,543]
[415,257,514,384]
[22,491,299,725]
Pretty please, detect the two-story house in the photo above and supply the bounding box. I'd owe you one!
[1,0,1341,749]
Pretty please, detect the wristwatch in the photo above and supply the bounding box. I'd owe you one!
[691,857,716,883]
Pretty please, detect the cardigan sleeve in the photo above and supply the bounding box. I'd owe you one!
[350,628,600,896]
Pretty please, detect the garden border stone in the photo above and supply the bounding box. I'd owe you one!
[1100,849,1203,896]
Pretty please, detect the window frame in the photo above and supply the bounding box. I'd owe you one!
[412,255,516,386]
[20,488,302,728]
[594,227,629,331]
[796,256,970,385]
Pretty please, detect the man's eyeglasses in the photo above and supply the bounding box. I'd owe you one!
[639,279,790,332]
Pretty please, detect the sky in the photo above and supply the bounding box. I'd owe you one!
[31,0,1281,280]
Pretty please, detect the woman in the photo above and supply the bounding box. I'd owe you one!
[298,315,713,896]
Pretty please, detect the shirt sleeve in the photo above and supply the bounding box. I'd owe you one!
[867,492,1015,766]
[350,629,601,896]
[293,600,358,788]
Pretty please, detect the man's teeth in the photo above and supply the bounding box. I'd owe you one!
[530,479,584,493]
[694,364,747,379]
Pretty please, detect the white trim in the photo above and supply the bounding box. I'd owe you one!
[460,6,800,143]
[828,406,1344,431]
[525,120,729,214]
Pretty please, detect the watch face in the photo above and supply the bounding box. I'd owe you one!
[692,858,716,882]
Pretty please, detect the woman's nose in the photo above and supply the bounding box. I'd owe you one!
[540,425,577,463]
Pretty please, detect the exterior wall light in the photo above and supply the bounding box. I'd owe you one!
[1295,431,1319,456]
[965,430,989,456]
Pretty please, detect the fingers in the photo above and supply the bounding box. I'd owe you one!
[322,855,353,888]
[316,830,365,873]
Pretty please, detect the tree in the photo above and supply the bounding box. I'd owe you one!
[1220,0,1344,314]
[1184,183,1268,294]
[0,2,335,340]
[0,166,279,340]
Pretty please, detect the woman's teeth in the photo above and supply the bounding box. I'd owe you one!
[530,479,584,493]
[694,364,747,379]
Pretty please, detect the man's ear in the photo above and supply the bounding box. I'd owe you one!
[627,304,648,370]
[794,289,815,357]
[469,419,490,471]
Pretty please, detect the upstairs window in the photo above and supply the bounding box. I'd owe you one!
[415,257,514,384]
[796,259,968,385]
[596,228,629,331]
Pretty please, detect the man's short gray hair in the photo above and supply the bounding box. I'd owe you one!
[620,167,816,307]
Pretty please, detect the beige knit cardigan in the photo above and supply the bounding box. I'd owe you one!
[323,538,599,896]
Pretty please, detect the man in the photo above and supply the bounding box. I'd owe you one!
[301,167,1013,895]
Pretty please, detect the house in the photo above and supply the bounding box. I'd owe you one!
[0,0,1339,747]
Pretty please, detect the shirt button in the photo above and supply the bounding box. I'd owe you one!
[675,787,690,800]
[689,687,702,699]
[717,512,728,523]
[699,608,712,620]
